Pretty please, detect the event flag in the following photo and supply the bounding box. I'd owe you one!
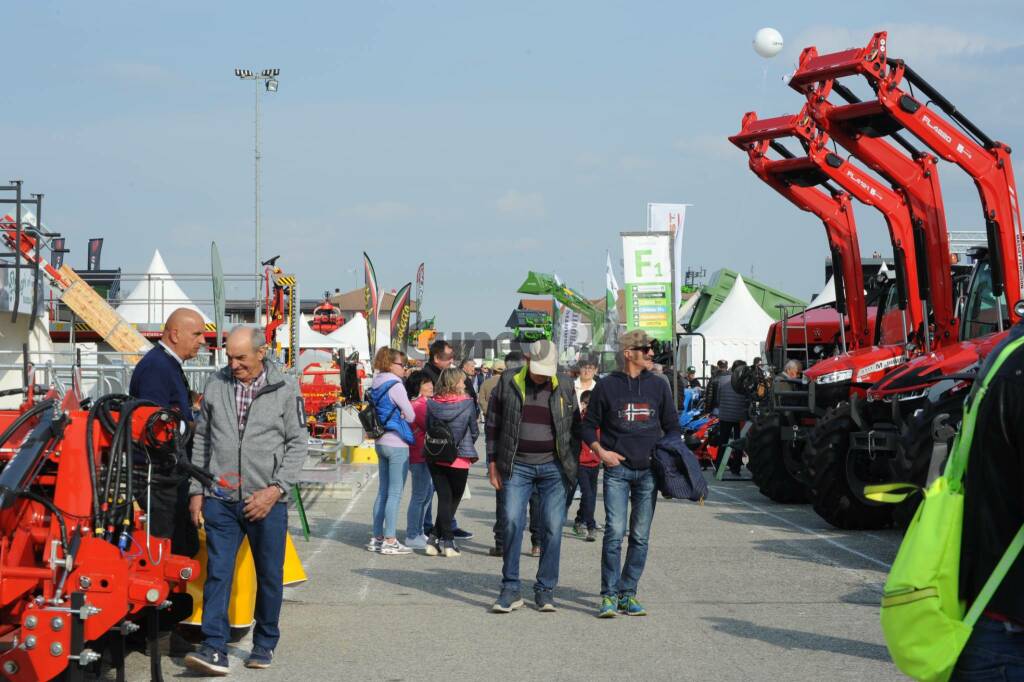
[390,283,412,352]
[605,251,620,347]
[647,202,689,321]
[363,252,380,355]
[415,263,425,308]
[211,242,225,358]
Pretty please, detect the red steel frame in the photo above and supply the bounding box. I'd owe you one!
[733,136,870,350]
[790,30,1024,323]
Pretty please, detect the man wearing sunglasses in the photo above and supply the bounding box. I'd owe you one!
[582,330,679,618]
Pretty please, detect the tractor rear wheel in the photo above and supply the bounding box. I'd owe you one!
[891,392,968,529]
[746,412,808,504]
[807,403,893,530]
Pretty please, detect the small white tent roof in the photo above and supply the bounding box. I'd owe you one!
[326,313,371,361]
[809,276,836,309]
[681,274,774,371]
[696,274,775,337]
[116,250,212,325]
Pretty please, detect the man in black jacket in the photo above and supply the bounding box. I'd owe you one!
[582,330,679,618]
[422,339,453,385]
[487,340,580,614]
[127,307,205,652]
[715,360,750,476]
[954,322,1024,677]
[129,307,205,545]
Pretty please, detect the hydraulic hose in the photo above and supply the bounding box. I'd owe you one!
[0,399,55,450]
[16,489,68,556]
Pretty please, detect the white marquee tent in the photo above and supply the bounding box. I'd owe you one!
[809,275,837,309]
[679,274,774,374]
[327,313,371,361]
[116,250,212,325]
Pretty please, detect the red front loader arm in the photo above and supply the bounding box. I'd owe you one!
[729,132,870,350]
[799,87,957,348]
[790,30,1024,324]
[731,110,925,347]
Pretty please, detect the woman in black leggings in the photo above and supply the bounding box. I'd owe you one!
[425,367,479,557]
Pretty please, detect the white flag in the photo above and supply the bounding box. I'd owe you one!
[605,251,620,343]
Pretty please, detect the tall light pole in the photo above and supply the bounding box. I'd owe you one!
[234,68,280,304]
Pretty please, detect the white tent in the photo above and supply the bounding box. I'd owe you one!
[116,250,212,325]
[326,313,371,361]
[280,314,350,350]
[809,276,836,309]
[679,274,774,372]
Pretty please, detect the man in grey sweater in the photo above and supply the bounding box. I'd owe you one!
[185,327,307,675]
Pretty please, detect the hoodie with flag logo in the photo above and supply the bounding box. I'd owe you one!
[581,370,679,470]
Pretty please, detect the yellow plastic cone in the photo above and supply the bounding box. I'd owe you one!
[185,528,307,628]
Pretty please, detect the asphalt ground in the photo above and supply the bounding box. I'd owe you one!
[119,459,906,681]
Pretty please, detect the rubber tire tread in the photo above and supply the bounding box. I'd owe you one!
[807,402,893,530]
[891,393,968,529]
[746,412,809,504]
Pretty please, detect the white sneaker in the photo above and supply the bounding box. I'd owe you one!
[365,537,383,552]
[380,540,413,555]
[405,534,429,550]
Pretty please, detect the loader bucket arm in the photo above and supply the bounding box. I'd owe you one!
[790,30,1024,325]
[729,118,870,350]
[731,111,925,345]
[800,88,958,347]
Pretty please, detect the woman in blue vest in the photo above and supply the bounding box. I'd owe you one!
[366,347,416,555]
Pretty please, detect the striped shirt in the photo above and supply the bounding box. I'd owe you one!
[234,369,267,433]
[516,379,555,465]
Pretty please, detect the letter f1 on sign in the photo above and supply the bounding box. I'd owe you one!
[634,249,664,279]
[623,235,671,284]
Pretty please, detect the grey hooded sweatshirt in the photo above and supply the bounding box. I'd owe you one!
[190,362,308,500]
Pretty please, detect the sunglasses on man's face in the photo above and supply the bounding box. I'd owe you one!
[630,345,653,354]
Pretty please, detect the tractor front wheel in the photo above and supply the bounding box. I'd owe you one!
[746,412,808,504]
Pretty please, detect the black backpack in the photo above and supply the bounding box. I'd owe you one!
[424,416,459,464]
[358,380,399,439]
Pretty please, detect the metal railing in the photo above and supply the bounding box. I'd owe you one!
[0,350,219,398]
[51,272,264,326]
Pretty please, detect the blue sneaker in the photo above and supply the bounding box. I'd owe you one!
[245,645,274,669]
[492,588,524,613]
[534,591,556,612]
[597,596,618,618]
[452,527,474,540]
[618,595,647,616]
[184,645,229,676]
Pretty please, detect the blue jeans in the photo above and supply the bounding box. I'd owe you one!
[201,498,287,655]
[500,461,568,594]
[601,465,656,598]
[952,616,1024,680]
[406,461,434,539]
[372,444,409,538]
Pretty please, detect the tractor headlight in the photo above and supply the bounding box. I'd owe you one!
[816,369,853,385]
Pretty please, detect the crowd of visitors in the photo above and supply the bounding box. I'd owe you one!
[162,312,767,673]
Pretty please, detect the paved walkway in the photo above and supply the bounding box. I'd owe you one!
[126,463,905,681]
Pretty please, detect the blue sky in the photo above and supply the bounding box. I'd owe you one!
[5,1,1024,334]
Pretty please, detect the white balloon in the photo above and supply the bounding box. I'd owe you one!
[753,27,784,58]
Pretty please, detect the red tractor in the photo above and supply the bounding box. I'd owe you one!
[788,32,1024,528]
[730,102,957,517]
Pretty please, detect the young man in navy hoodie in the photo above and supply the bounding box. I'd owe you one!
[582,330,679,617]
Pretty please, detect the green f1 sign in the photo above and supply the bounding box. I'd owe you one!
[634,249,663,279]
